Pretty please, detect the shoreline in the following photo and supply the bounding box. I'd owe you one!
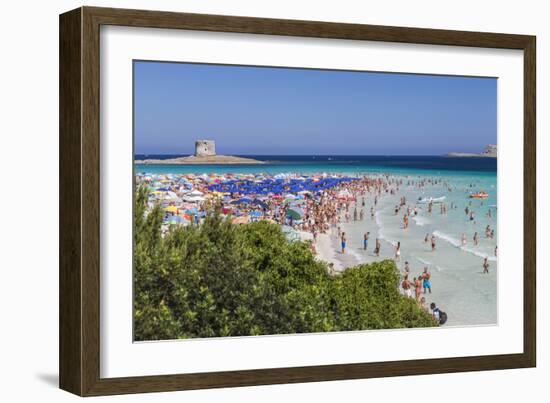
[312,188,497,327]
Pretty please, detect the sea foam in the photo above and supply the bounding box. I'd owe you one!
[433,230,497,262]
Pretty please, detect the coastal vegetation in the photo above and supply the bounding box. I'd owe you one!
[134,187,436,341]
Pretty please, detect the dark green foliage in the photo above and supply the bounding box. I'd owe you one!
[134,188,436,341]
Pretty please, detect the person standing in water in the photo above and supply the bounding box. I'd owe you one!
[363,232,370,251]
[483,257,490,274]
[401,275,412,298]
[414,276,423,301]
[341,232,346,254]
[461,233,467,246]
[395,241,401,261]
[431,234,436,252]
[473,232,479,246]
[422,267,432,294]
[374,238,381,256]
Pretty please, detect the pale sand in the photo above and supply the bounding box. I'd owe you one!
[314,233,343,272]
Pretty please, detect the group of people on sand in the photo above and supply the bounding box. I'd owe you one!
[400,262,444,322]
[401,264,432,299]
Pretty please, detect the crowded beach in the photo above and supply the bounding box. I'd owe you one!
[136,170,498,326]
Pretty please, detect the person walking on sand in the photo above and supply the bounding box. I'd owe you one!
[363,232,370,251]
[431,234,436,252]
[401,275,412,298]
[483,257,490,274]
[341,232,346,254]
[395,241,401,261]
[422,267,432,294]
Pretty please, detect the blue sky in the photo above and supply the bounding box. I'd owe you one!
[134,61,496,155]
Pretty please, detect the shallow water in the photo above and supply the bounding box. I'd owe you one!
[334,182,497,327]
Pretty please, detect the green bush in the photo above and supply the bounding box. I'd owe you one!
[134,188,436,341]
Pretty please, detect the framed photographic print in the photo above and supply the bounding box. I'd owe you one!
[59,6,536,396]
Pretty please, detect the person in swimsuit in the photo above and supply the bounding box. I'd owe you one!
[363,232,369,251]
[395,241,401,261]
[401,275,412,298]
[414,276,423,301]
[374,238,381,256]
[422,267,432,294]
[461,233,467,246]
[341,232,346,254]
[404,261,410,275]
[431,234,436,252]
[483,257,490,274]
[473,232,479,246]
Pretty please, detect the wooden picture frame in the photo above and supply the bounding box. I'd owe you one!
[59,6,536,396]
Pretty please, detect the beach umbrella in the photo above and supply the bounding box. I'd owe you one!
[163,191,179,200]
[166,215,185,224]
[184,195,205,202]
[164,206,178,213]
[251,199,268,209]
[286,208,303,220]
[185,207,198,215]
[231,197,253,205]
[249,211,263,218]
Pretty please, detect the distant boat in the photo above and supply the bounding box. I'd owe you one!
[417,196,446,204]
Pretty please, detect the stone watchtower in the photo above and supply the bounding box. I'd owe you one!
[195,140,216,157]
